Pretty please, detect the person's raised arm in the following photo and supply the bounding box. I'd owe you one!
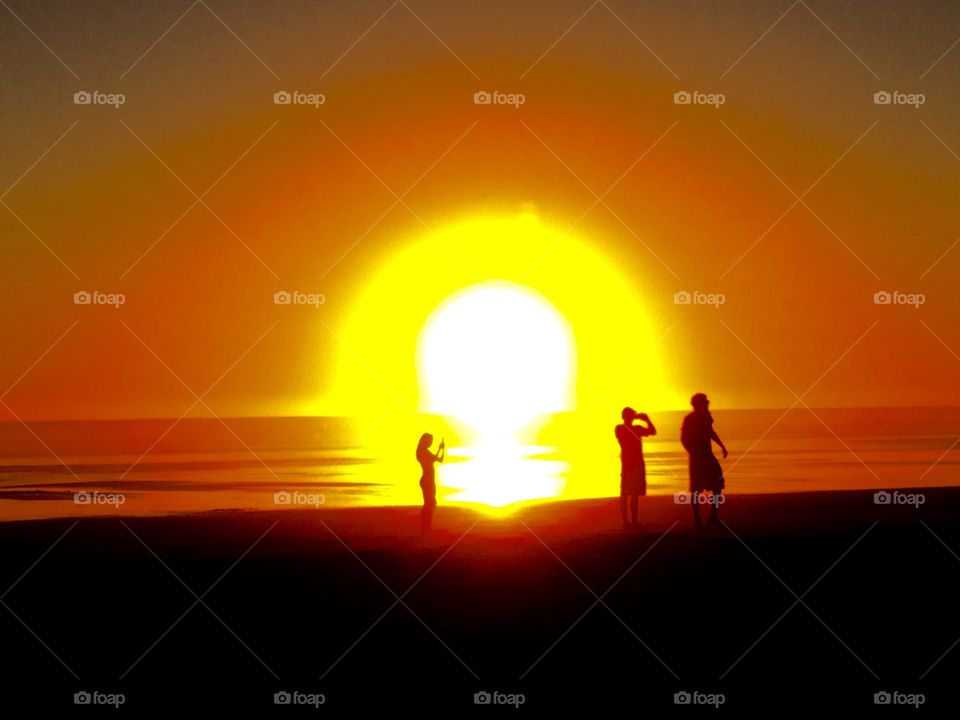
[637,412,656,436]
[436,438,445,463]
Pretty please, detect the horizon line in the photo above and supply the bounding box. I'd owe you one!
[2,404,960,425]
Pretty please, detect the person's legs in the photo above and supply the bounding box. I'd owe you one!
[420,481,426,535]
[421,497,436,535]
[620,492,629,529]
[691,490,703,528]
[420,482,436,536]
[630,494,638,524]
[707,490,721,526]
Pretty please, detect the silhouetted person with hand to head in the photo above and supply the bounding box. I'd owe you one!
[417,433,444,537]
[615,406,656,530]
[681,393,728,528]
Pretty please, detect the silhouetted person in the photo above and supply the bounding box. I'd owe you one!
[615,406,656,529]
[417,433,444,536]
[680,393,728,528]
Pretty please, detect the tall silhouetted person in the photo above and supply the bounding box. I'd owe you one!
[615,406,656,529]
[417,433,444,536]
[681,393,728,528]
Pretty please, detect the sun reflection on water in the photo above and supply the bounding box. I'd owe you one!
[439,442,567,513]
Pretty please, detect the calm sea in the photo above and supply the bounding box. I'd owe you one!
[0,407,957,521]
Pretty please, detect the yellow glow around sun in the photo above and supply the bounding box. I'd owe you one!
[417,281,575,440]
[315,212,682,509]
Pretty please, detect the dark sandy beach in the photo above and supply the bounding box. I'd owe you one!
[2,488,958,712]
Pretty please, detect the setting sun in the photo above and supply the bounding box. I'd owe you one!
[417,281,575,439]
[319,213,681,509]
[322,213,678,419]
[417,280,575,508]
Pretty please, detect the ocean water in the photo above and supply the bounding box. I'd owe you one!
[0,407,957,521]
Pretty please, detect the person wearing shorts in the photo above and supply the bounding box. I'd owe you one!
[615,407,656,529]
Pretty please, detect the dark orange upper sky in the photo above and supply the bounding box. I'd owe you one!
[1,0,959,420]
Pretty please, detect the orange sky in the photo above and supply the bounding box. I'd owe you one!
[2,0,959,420]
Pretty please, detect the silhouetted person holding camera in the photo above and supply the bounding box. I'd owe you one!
[417,433,444,536]
[615,406,656,529]
[681,393,728,528]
